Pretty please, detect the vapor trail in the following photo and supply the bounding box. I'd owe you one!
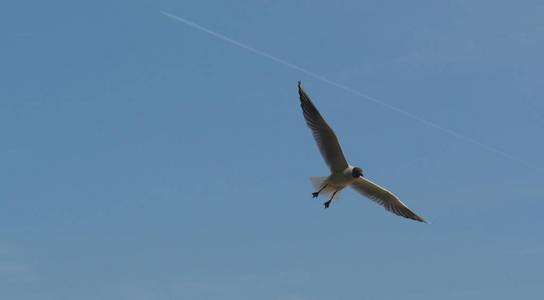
[160,11,538,172]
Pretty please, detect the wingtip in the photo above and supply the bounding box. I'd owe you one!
[417,216,429,224]
[297,81,304,99]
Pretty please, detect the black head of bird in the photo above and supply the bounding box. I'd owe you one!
[352,167,364,178]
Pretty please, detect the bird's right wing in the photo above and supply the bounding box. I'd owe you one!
[351,177,426,223]
[298,82,349,173]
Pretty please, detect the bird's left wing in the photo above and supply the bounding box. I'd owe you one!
[350,177,426,223]
[298,82,349,173]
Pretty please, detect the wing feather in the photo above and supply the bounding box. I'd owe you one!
[351,177,426,223]
[298,82,349,173]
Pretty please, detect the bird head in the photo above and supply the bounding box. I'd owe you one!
[352,167,364,178]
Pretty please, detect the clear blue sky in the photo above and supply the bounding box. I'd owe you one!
[2,1,544,299]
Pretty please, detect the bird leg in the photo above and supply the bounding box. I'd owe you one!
[312,184,328,198]
[324,190,337,209]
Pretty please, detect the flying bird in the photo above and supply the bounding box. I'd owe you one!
[298,81,426,223]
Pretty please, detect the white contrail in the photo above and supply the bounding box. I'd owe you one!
[160,11,538,172]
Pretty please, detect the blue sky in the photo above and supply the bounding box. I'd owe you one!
[1,1,544,299]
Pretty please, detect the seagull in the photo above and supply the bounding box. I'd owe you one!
[298,81,426,223]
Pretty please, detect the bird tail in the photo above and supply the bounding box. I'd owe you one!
[309,176,342,199]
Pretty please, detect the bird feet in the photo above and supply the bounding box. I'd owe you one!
[312,192,319,198]
[323,200,332,209]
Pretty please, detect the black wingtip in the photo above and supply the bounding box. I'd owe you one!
[413,215,428,223]
[297,81,303,99]
[297,81,306,98]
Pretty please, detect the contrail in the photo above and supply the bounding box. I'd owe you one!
[160,11,538,172]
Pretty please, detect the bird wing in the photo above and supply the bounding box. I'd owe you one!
[298,82,349,173]
[350,177,426,223]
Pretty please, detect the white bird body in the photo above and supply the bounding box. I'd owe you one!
[312,166,357,192]
[309,166,357,201]
[298,82,427,222]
